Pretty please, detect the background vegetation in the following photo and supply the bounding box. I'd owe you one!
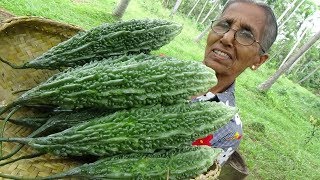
[0,0,319,179]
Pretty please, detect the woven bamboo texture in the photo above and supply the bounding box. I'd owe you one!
[0,13,220,180]
[0,15,83,179]
[192,161,221,180]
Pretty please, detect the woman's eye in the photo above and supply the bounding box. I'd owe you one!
[217,21,229,28]
[239,30,254,38]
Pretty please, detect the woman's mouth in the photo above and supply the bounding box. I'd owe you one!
[212,50,231,60]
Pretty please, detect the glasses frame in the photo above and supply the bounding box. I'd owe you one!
[210,20,266,54]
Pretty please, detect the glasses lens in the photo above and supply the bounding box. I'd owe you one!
[235,30,255,45]
[212,20,229,34]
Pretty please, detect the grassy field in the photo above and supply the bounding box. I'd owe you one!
[0,0,319,179]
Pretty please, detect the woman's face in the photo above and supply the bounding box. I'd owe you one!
[204,2,269,80]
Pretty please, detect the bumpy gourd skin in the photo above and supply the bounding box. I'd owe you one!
[15,54,216,111]
[23,19,183,69]
[14,101,235,157]
[42,146,222,180]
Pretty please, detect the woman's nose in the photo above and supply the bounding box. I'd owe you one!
[220,29,236,48]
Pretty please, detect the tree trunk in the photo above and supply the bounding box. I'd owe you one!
[201,0,219,24]
[194,23,211,43]
[279,0,306,30]
[187,0,201,17]
[298,64,320,84]
[112,0,131,19]
[277,0,298,24]
[258,30,320,92]
[169,0,183,17]
[279,28,308,68]
[196,0,209,23]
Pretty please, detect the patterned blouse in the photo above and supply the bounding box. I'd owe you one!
[190,83,243,165]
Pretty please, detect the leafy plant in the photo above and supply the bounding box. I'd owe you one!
[305,115,320,145]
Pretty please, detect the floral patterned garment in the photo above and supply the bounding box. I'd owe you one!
[190,83,243,165]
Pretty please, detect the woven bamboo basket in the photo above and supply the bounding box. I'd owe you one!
[0,14,83,179]
[0,12,221,179]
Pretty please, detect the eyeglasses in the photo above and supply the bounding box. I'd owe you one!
[211,20,265,54]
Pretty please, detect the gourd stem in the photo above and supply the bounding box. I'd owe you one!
[0,56,24,69]
[0,120,52,160]
[12,89,30,95]
[0,106,21,157]
[0,104,13,117]
[0,117,16,123]
[0,152,45,166]
[0,137,29,144]
[39,167,82,180]
[0,111,58,161]
[0,144,24,161]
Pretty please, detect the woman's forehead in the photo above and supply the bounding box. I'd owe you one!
[221,2,266,37]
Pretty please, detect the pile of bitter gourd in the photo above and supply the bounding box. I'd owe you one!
[0,19,236,179]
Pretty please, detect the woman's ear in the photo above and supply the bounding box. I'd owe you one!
[251,54,269,70]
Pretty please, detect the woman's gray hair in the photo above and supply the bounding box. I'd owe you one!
[222,0,278,53]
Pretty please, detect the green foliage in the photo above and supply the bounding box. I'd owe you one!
[0,0,117,29]
[288,43,320,94]
[247,122,266,133]
[305,115,320,145]
[237,66,320,179]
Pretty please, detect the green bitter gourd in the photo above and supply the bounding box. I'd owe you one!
[0,101,236,157]
[0,19,182,70]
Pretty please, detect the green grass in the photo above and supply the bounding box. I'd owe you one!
[0,0,319,179]
[0,0,117,29]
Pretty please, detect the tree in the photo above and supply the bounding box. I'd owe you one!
[298,64,320,84]
[170,0,183,17]
[276,0,298,24]
[194,0,227,42]
[279,27,308,68]
[293,59,313,76]
[194,23,211,43]
[278,0,306,30]
[196,0,209,23]
[258,30,320,92]
[201,0,219,24]
[286,12,320,73]
[187,0,201,17]
[112,0,131,19]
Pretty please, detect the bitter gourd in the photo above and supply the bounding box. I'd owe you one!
[51,146,222,180]
[0,101,236,157]
[0,54,216,115]
[0,109,110,161]
[0,146,222,180]
[0,19,182,70]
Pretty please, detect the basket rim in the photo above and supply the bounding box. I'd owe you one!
[0,8,15,21]
[0,16,83,33]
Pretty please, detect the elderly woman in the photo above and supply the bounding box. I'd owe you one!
[191,0,278,179]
